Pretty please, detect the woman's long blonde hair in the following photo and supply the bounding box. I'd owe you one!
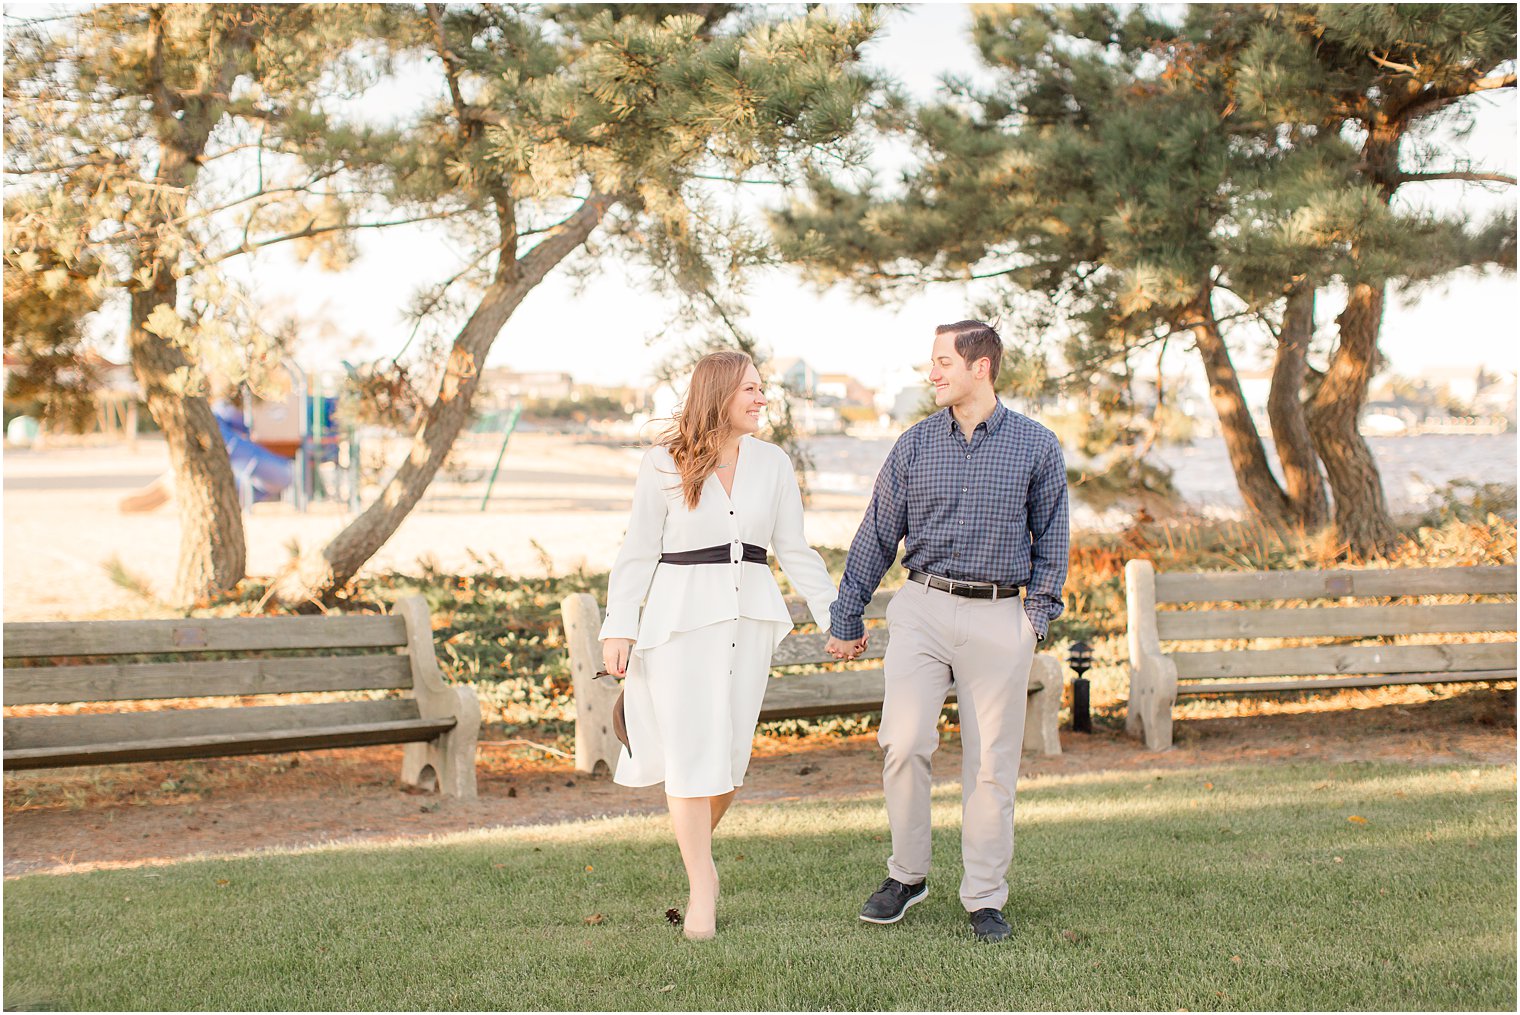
[659,350,753,509]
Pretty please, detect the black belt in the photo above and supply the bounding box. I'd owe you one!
[906,569,1022,600]
[660,542,768,565]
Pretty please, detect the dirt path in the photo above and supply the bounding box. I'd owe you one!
[5,688,1512,878]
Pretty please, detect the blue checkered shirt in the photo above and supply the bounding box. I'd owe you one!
[829,401,1070,641]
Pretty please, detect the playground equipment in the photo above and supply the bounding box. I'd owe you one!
[119,360,360,514]
[477,405,524,511]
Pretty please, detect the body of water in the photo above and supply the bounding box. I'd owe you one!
[800,433,1518,527]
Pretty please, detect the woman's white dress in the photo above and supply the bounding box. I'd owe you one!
[599,436,837,797]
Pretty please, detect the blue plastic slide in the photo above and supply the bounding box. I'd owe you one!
[213,402,293,502]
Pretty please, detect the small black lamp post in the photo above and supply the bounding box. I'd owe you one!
[1068,640,1094,733]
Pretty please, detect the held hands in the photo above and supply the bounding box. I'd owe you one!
[602,637,634,677]
[825,635,869,661]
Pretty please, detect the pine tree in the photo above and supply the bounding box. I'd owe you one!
[268,4,879,606]
[772,3,1514,553]
[6,4,880,607]
[4,3,410,604]
[1230,3,1517,553]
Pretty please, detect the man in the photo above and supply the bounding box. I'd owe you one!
[825,320,1069,943]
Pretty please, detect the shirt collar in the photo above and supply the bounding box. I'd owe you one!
[944,400,1010,436]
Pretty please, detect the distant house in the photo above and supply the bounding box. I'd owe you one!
[1421,365,1485,409]
[772,356,821,398]
[3,351,142,443]
[817,372,875,408]
[475,369,574,408]
[1472,369,1517,422]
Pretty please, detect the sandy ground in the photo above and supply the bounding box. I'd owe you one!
[2,433,871,621]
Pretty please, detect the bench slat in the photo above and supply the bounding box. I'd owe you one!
[1153,565,1516,604]
[4,698,422,751]
[1175,670,1517,696]
[3,655,414,707]
[1172,641,1517,680]
[1156,602,1518,641]
[2,614,410,660]
[772,630,892,667]
[785,589,891,625]
[757,662,1052,721]
[1,718,456,771]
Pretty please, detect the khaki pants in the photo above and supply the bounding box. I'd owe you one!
[878,578,1038,911]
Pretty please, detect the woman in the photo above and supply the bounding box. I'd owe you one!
[599,350,839,941]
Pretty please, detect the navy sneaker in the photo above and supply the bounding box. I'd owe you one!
[969,907,1011,942]
[858,877,927,924]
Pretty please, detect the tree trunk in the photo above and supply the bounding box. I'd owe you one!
[1268,285,1330,530]
[128,276,247,603]
[1187,292,1295,532]
[1306,282,1398,556]
[276,195,618,606]
[128,7,253,605]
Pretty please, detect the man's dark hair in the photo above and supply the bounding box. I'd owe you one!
[935,320,1002,383]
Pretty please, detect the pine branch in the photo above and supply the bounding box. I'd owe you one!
[1396,71,1517,124]
[1368,51,1420,76]
[200,211,456,266]
[691,172,786,186]
[1395,169,1516,186]
[392,245,499,363]
[513,193,620,284]
[3,152,127,176]
[181,168,347,224]
[145,7,186,122]
[426,3,477,144]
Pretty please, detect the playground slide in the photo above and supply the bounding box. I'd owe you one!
[118,404,295,513]
[225,432,295,501]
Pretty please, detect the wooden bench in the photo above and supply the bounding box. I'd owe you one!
[3,596,480,797]
[561,589,1063,775]
[1124,560,1517,751]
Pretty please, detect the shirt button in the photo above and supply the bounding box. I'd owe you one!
[965,454,971,460]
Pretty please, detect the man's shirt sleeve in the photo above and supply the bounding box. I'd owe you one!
[1024,438,1070,640]
[830,436,910,641]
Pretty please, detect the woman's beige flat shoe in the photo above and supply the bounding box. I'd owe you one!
[681,894,717,941]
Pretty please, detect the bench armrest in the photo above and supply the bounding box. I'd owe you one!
[562,592,623,776]
[1124,559,1179,750]
[396,595,479,797]
[1023,654,1062,756]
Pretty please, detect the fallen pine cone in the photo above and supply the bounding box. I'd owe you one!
[665,908,683,926]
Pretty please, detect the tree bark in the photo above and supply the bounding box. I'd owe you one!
[1301,110,1402,559]
[127,6,252,605]
[1268,285,1330,530]
[277,194,619,606]
[1186,291,1295,533]
[128,276,247,603]
[1306,281,1399,556]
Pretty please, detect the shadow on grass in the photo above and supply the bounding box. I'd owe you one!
[4,762,1514,1012]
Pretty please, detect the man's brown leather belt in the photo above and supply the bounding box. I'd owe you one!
[906,569,1023,600]
[660,542,768,565]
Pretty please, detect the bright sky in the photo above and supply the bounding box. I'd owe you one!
[180,5,1520,393]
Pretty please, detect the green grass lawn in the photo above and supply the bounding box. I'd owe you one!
[4,761,1514,1011]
